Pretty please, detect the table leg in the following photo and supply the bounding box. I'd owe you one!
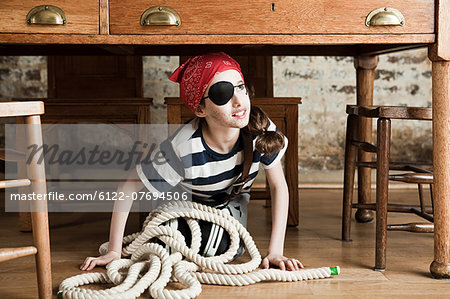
[354,55,378,223]
[429,59,450,279]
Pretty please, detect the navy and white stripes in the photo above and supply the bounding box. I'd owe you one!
[137,117,287,200]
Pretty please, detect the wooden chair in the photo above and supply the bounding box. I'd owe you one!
[165,97,302,226]
[0,101,52,298]
[15,97,152,231]
[341,105,433,271]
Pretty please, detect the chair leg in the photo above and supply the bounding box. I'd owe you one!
[26,115,52,299]
[430,184,434,214]
[418,184,425,214]
[375,117,391,271]
[342,114,358,241]
[17,117,33,232]
[356,153,374,222]
[30,211,52,299]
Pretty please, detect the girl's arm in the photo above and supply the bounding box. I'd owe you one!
[261,161,303,271]
[80,168,144,271]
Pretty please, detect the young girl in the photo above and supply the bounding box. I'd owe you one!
[81,52,303,272]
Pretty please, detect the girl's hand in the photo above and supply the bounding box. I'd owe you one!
[80,250,121,271]
[262,253,304,271]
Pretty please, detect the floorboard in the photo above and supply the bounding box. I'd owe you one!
[1,189,448,298]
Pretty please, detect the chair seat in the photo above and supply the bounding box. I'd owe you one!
[0,101,44,117]
[346,105,432,120]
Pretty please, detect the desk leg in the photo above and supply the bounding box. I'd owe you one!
[354,56,378,223]
[430,59,450,279]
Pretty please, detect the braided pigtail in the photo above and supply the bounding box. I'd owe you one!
[247,105,285,154]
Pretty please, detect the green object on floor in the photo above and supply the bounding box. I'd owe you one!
[330,266,340,275]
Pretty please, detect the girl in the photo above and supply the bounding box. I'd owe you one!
[81,52,303,272]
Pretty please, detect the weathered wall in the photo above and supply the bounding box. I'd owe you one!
[273,48,432,181]
[0,56,47,98]
[142,56,179,124]
[0,56,47,147]
[0,49,432,182]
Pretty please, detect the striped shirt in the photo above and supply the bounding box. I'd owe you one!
[136,117,288,200]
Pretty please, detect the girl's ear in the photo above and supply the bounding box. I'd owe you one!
[194,104,207,117]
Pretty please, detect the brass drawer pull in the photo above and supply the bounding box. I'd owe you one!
[140,6,180,26]
[26,5,66,25]
[365,7,405,26]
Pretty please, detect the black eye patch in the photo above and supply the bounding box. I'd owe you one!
[203,81,235,106]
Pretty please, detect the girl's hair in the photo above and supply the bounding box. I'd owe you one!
[247,105,285,154]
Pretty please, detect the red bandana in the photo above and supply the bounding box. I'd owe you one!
[169,52,244,112]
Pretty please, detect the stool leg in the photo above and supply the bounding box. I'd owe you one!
[430,184,434,213]
[342,114,358,241]
[17,117,33,232]
[418,184,426,214]
[26,115,52,299]
[375,117,390,271]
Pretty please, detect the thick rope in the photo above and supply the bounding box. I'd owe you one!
[58,201,340,299]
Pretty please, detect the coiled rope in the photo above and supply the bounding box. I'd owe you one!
[58,201,339,299]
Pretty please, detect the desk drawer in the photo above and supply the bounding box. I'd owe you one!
[0,1,98,34]
[110,0,434,35]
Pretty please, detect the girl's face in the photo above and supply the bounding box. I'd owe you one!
[197,69,250,129]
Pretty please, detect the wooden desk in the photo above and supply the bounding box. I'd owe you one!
[0,0,448,278]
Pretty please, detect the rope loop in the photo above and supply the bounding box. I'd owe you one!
[59,201,339,299]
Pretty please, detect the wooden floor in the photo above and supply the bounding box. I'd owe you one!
[1,189,448,298]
